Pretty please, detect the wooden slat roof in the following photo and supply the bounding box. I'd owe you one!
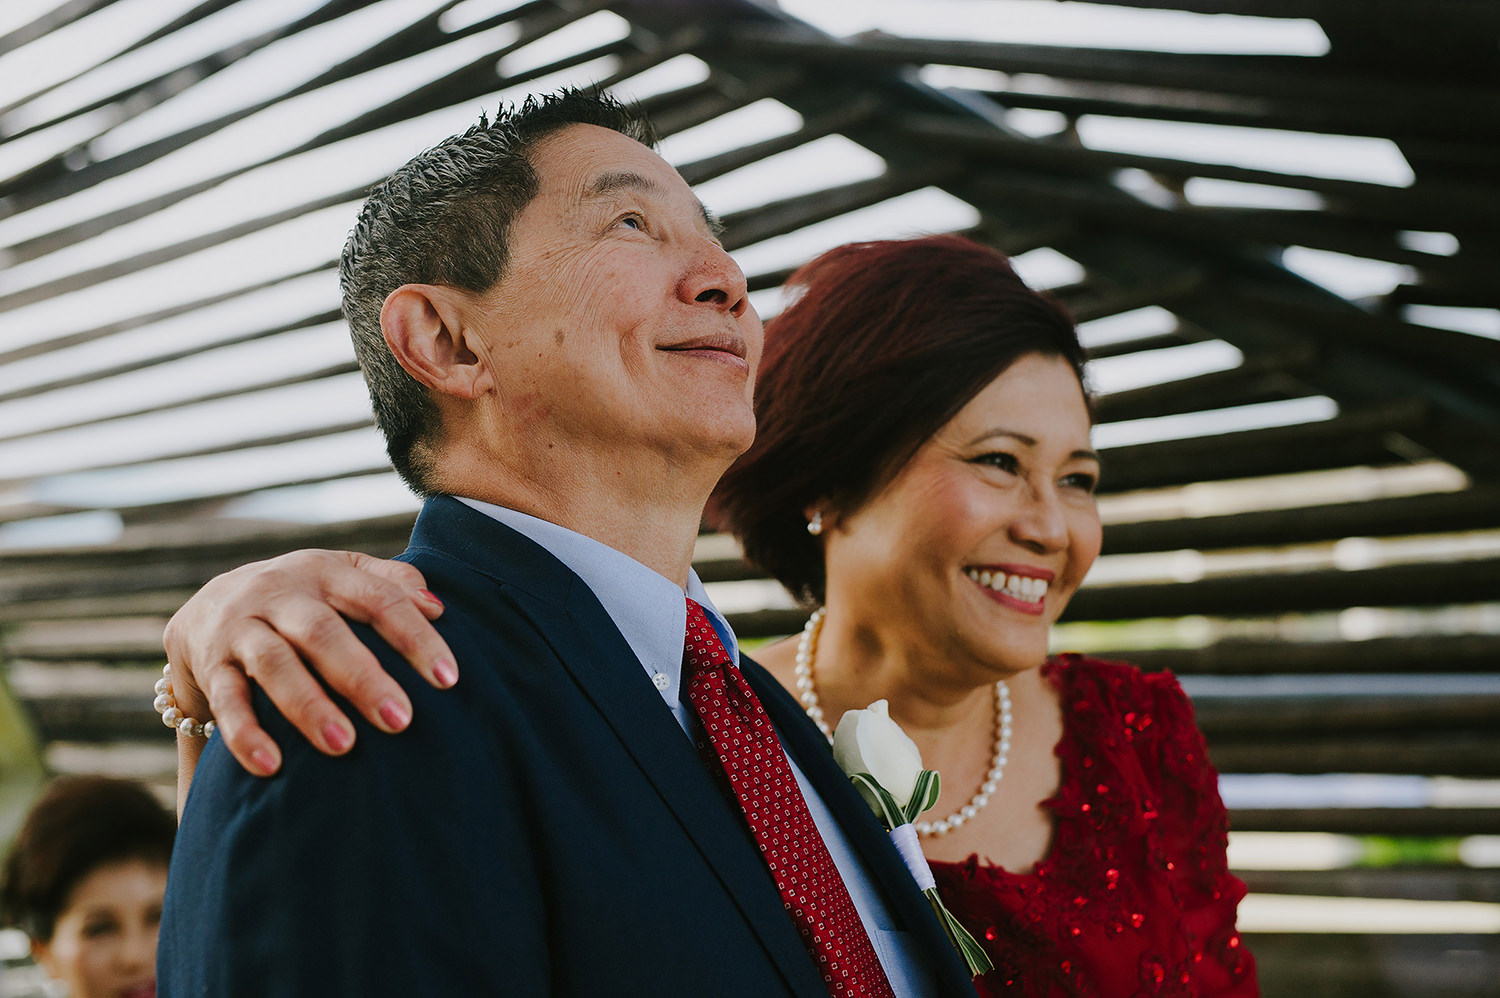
[1,4,1498,986]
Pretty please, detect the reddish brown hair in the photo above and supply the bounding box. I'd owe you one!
[1,777,175,941]
[713,234,1087,603]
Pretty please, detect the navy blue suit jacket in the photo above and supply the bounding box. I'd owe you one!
[160,496,975,996]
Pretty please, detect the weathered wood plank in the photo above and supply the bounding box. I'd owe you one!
[1248,932,1500,998]
[1065,556,1500,620]
[1239,868,1500,904]
[1115,635,1500,676]
[1101,485,1500,554]
[1210,736,1500,777]
[1090,401,1429,495]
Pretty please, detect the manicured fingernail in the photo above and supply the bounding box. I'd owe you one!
[251,748,279,775]
[417,588,443,609]
[323,721,353,753]
[433,659,458,688]
[378,698,411,731]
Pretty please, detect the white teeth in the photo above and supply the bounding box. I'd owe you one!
[966,568,1047,603]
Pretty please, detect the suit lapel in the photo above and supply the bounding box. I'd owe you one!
[744,657,981,997]
[409,498,827,995]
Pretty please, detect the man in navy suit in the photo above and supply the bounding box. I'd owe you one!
[159,90,974,996]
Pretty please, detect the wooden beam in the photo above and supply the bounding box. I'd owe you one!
[676,96,881,186]
[1093,355,1313,424]
[720,163,963,250]
[1084,331,1195,361]
[1193,690,1500,737]
[899,112,1500,234]
[0,308,344,407]
[1231,807,1500,836]
[964,84,1498,146]
[1092,400,1430,495]
[1100,484,1500,554]
[0,0,120,61]
[1065,556,1500,620]
[1248,932,1500,998]
[728,26,1500,114]
[1209,733,1500,776]
[0,359,359,446]
[1084,0,1498,19]
[0,412,376,493]
[1238,868,1500,903]
[0,263,337,368]
[1111,634,1500,677]
[1217,285,1500,384]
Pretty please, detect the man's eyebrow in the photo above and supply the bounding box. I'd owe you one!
[584,170,661,200]
[584,170,723,237]
[968,428,1100,463]
[700,203,724,238]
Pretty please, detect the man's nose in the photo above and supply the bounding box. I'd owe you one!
[679,238,749,318]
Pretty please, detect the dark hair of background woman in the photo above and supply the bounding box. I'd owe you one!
[0,776,176,941]
[713,234,1089,605]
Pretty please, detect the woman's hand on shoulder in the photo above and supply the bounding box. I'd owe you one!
[163,549,456,777]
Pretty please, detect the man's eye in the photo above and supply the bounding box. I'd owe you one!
[618,213,643,230]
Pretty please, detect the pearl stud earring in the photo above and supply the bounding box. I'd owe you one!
[806,511,823,536]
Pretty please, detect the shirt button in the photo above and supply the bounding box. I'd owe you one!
[653,673,671,691]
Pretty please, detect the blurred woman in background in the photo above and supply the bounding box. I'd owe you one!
[2,777,173,998]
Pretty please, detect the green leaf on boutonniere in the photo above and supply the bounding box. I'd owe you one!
[925,888,995,976]
[903,769,941,824]
[849,773,905,829]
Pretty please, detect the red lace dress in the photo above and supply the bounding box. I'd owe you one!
[928,656,1258,998]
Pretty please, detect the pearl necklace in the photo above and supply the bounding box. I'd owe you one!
[794,607,1012,837]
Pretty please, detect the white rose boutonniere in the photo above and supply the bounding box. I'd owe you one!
[831,700,993,977]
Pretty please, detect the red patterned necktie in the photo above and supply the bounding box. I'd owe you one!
[682,598,898,998]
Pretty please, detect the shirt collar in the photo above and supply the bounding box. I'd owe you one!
[453,496,739,709]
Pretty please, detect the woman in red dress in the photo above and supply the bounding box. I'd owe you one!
[165,235,1256,997]
[712,236,1256,998]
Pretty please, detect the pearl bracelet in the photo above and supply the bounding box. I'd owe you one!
[153,663,215,739]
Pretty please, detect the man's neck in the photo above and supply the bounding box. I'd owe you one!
[436,443,717,586]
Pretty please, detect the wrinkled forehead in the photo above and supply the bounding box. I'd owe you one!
[528,123,718,234]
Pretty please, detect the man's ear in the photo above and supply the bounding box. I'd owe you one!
[381,284,493,400]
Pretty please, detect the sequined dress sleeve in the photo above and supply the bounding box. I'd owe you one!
[927,656,1258,998]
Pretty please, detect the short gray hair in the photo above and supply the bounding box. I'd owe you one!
[340,88,657,493]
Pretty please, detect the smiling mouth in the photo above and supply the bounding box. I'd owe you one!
[659,331,748,361]
[966,567,1048,605]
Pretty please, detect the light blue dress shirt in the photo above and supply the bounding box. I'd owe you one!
[455,497,934,996]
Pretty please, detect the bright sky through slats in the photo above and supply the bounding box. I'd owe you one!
[1076,116,1416,188]
[0,373,373,480]
[4,0,331,133]
[1091,396,1339,450]
[0,0,1451,525]
[780,0,1331,55]
[692,135,887,217]
[0,322,352,440]
[23,427,390,508]
[0,0,208,103]
[0,270,338,395]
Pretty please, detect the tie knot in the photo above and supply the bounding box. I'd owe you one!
[683,598,732,674]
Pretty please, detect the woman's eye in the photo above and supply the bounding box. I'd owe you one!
[1063,471,1099,494]
[81,919,119,939]
[974,452,1019,474]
